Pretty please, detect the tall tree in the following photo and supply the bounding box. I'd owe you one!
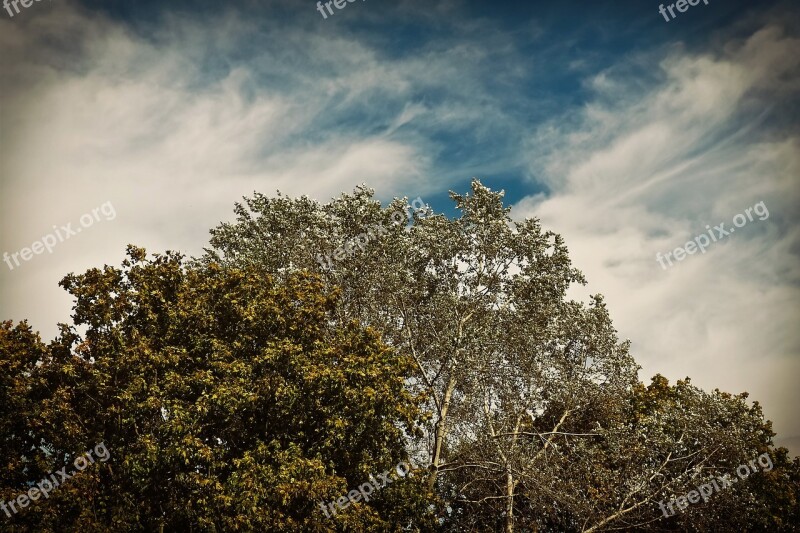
[203,180,799,531]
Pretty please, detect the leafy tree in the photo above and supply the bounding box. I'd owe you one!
[0,321,51,522]
[3,182,797,531]
[202,180,799,531]
[1,246,431,531]
[595,375,800,533]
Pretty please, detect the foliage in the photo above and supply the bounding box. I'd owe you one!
[3,181,798,532]
[1,247,430,531]
[202,180,800,531]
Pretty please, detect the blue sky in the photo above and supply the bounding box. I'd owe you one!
[1,0,798,452]
[55,0,788,212]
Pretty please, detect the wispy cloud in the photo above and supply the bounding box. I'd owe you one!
[515,21,800,451]
[0,0,521,335]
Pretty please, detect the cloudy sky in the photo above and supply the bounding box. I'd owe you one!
[1,0,798,453]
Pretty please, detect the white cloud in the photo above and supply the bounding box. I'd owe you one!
[515,25,800,452]
[0,0,519,340]
[0,2,436,338]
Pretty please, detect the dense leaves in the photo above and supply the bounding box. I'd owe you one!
[201,181,799,531]
[1,247,430,531]
[2,182,798,531]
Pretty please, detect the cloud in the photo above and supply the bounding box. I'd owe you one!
[0,2,433,334]
[0,0,523,338]
[515,23,800,452]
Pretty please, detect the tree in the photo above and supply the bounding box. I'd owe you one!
[4,182,797,531]
[202,180,799,531]
[0,321,52,525]
[1,246,432,531]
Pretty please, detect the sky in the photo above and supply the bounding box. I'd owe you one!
[1,0,798,453]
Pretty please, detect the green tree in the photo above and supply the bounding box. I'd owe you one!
[0,321,52,524]
[1,246,431,531]
[4,182,797,531]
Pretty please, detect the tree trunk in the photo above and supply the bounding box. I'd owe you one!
[505,468,515,533]
[427,373,456,492]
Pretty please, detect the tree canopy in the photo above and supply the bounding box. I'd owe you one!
[201,180,800,531]
[1,247,430,531]
[2,181,798,531]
